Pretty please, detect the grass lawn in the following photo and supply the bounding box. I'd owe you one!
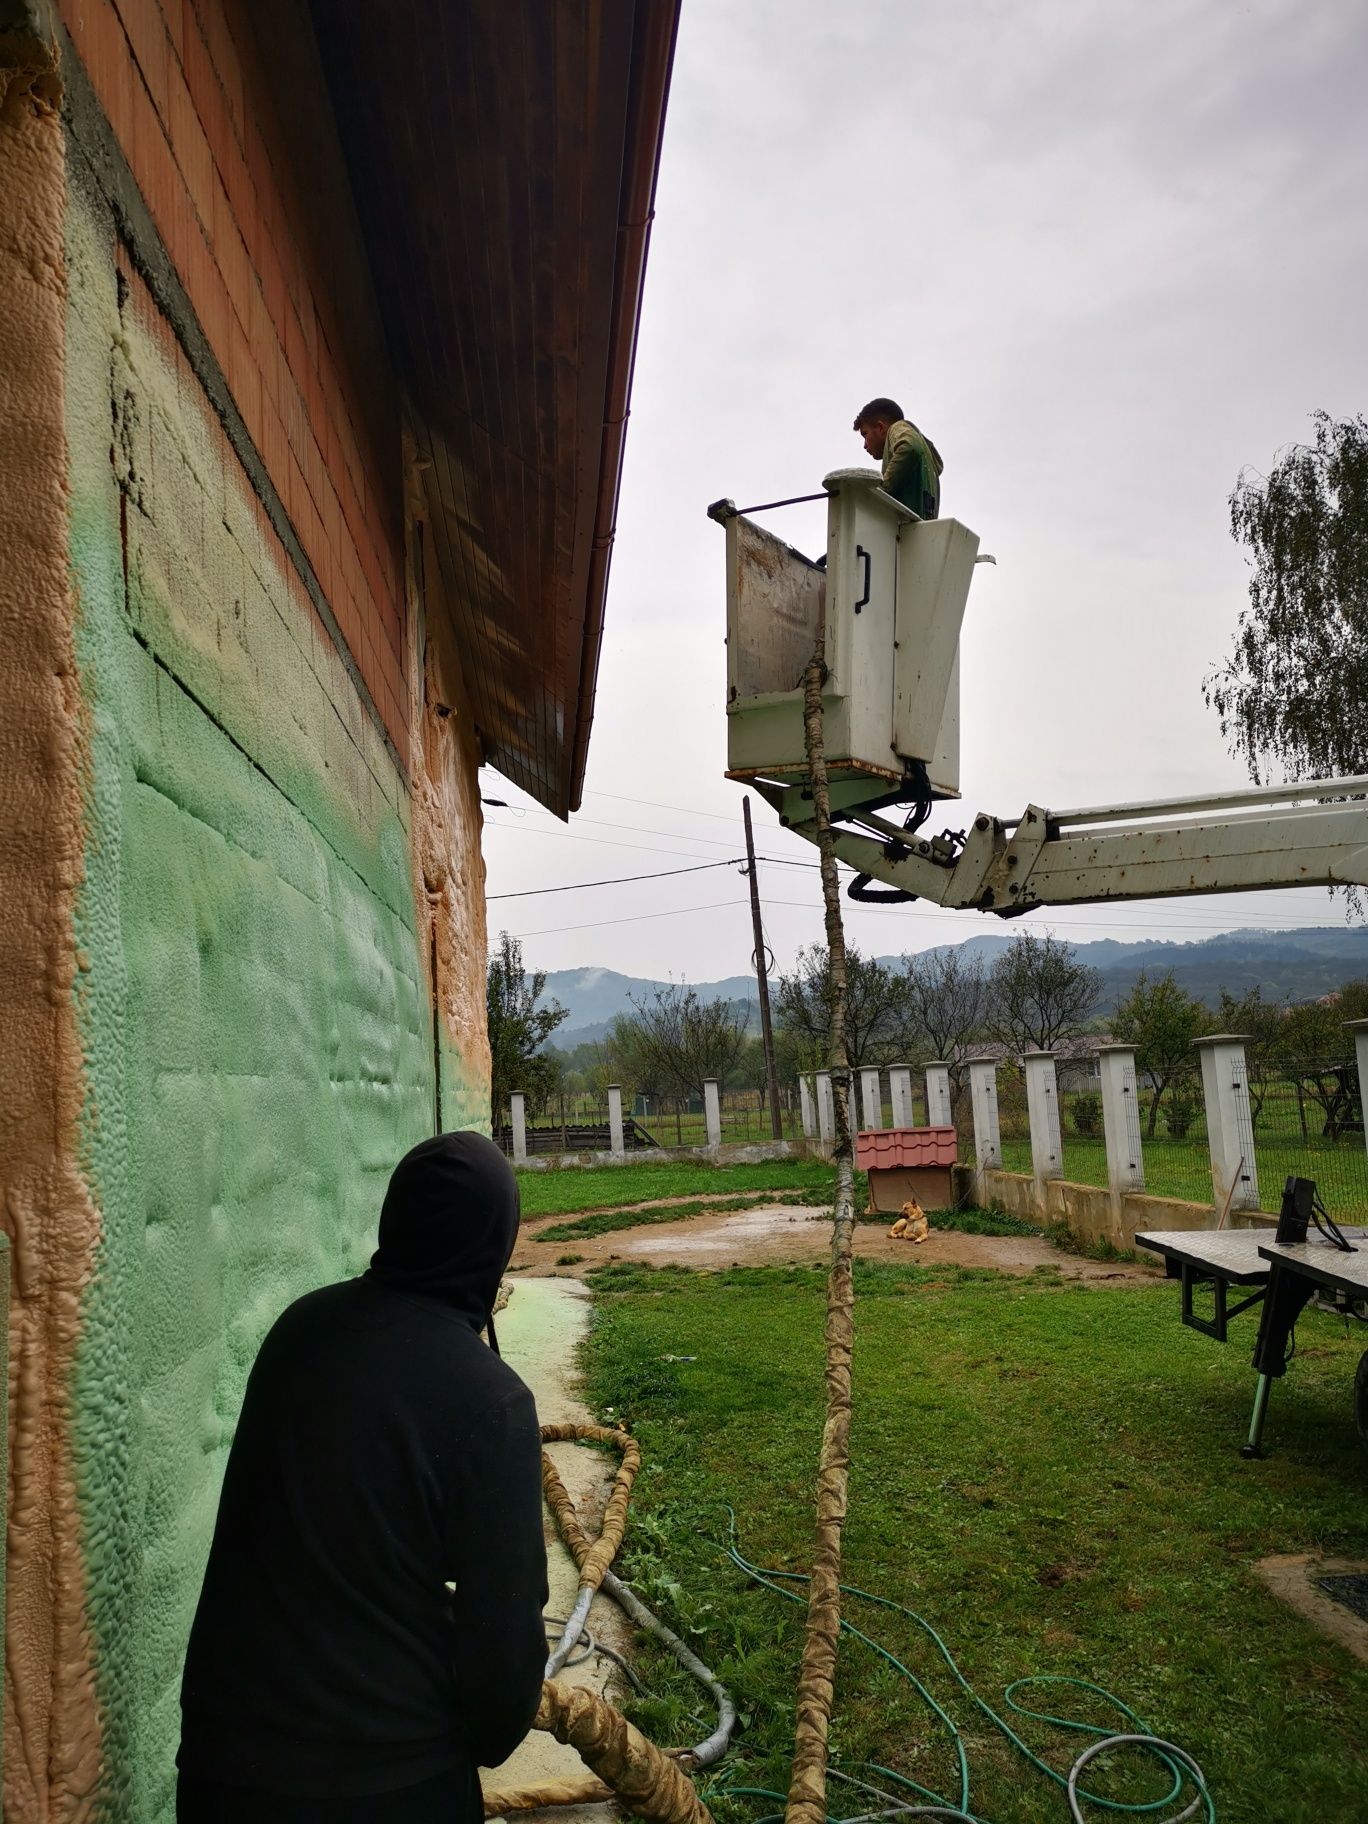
[580,1260,1368,1824]
[516,1156,841,1219]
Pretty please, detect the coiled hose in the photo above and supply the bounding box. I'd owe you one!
[481,1422,735,1820]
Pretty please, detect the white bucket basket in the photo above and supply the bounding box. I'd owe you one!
[720,468,979,800]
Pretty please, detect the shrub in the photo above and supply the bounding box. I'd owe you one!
[1165,1086,1201,1138]
[1071,1091,1101,1137]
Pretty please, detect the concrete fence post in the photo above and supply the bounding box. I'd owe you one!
[889,1064,913,1129]
[703,1078,722,1150]
[967,1058,1001,1204]
[510,1091,528,1166]
[1350,1022,1368,1179]
[1022,1050,1064,1192]
[798,1074,816,1139]
[859,1066,882,1130]
[925,1061,953,1128]
[815,1070,834,1148]
[607,1084,625,1159]
[1097,1044,1145,1196]
[1194,1034,1259,1213]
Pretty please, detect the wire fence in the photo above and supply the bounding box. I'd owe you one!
[496,1089,805,1157]
[994,1053,1368,1220]
[500,1053,1368,1220]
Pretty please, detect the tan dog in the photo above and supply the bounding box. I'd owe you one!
[887,1197,930,1244]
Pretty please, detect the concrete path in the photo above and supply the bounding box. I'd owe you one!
[483,1277,627,1822]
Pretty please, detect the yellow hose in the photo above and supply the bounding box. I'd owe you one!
[483,1424,713,1822]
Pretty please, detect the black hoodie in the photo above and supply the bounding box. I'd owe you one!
[178,1132,549,1797]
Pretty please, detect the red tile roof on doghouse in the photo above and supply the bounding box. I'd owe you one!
[855,1127,958,1171]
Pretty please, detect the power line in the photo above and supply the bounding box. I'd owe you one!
[585,787,758,827]
[499,898,751,940]
[488,858,745,901]
[485,821,730,864]
[511,805,753,853]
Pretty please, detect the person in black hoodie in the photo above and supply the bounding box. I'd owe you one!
[177,1131,549,1822]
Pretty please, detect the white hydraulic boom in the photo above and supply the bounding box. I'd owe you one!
[709,472,1368,914]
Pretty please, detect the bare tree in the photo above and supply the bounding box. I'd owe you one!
[613,984,750,1103]
[775,944,917,1068]
[988,931,1100,1054]
[900,946,989,1064]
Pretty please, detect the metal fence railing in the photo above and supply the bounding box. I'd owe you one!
[496,1089,804,1158]
[1249,1055,1367,1222]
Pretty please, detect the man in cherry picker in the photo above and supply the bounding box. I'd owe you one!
[852,396,943,520]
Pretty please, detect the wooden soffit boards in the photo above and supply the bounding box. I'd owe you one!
[312,0,678,815]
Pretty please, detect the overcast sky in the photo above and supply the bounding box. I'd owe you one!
[482,0,1368,984]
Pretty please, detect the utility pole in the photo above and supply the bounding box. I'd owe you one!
[743,795,784,1139]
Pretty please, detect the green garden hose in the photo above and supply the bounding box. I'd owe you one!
[714,1514,1213,1824]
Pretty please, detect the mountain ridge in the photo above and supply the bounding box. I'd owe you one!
[539,924,1368,1048]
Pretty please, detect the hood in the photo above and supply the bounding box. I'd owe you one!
[367,1131,520,1329]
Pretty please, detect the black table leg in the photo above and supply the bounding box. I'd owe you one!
[1243,1261,1318,1458]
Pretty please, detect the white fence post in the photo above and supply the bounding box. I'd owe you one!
[510,1091,528,1166]
[1195,1035,1259,1213]
[1097,1044,1145,1196]
[859,1066,882,1130]
[1022,1050,1064,1190]
[815,1070,834,1148]
[607,1084,625,1159]
[704,1078,722,1150]
[925,1061,953,1128]
[889,1064,913,1129]
[967,1058,1001,1204]
[798,1074,816,1139]
[1350,1021,1368,1179]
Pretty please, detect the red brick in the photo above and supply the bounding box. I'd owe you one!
[202,0,246,145]
[166,57,213,232]
[226,308,261,441]
[211,180,252,327]
[215,119,259,268]
[128,69,176,245]
[159,0,184,61]
[257,235,288,345]
[181,12,231,197]
[114,0,170,124]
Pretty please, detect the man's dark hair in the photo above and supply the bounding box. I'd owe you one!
[853,396,903,430]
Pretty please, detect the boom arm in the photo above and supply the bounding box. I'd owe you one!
[755,774,1368,914]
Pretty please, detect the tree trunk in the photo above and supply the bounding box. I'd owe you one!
[786,637,856,1824]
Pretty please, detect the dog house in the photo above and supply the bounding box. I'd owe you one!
[856,1126,959,1213]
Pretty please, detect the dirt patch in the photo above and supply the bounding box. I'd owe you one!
[1254,1555,1368,1666]
[508,1204,1158,1281]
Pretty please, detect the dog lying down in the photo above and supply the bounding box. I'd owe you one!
[887,1198,930,1243]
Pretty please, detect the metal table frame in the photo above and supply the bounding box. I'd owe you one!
[1136,1226,1368,1457]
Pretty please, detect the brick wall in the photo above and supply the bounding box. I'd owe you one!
[59,0,410,765]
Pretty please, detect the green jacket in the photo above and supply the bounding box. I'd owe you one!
[882,418,943,519]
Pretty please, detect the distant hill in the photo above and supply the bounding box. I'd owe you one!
[541,926,1368,1048]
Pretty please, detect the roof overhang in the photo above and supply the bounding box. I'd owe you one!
[313,0,678,815]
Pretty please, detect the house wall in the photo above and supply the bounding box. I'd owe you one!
[1,5,491,1816]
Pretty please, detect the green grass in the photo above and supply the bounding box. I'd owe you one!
[516,1156,841,1220]
[580,1261,1368,1824]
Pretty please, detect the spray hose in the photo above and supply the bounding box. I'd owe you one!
[482,1422,733,1821]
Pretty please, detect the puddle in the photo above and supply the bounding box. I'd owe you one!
[626,1204,821,1255]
